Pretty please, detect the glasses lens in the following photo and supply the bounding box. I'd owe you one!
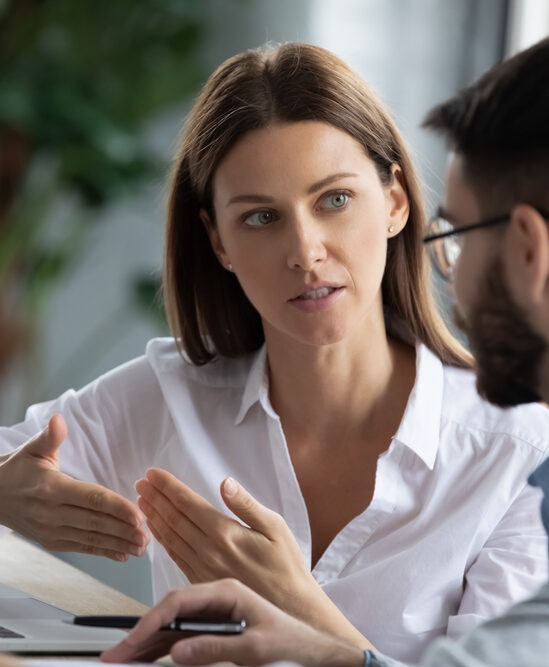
[428,218,461,281]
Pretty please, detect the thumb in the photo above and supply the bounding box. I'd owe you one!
[221,477,279,537]
[24,414,67,465]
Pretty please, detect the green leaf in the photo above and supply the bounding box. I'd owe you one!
[0,0,204,357]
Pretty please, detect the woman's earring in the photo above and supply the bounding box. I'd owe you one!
[388,225,395,235]
[227,263,234,272]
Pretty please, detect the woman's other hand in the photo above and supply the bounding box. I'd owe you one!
[136,469,312,602]
[0,414,149,561]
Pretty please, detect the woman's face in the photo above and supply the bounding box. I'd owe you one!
[204,121,408,349]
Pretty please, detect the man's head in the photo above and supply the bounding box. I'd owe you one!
[423,38,549,407]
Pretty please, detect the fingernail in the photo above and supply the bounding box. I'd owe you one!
[223,477,238,496]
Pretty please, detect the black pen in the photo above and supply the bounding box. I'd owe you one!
[73,615,246,634]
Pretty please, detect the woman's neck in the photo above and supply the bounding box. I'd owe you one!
[265,325,416,449]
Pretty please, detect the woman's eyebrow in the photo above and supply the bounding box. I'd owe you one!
[307,172,358,194]
[226,193,274,206]
[225,172,358,206]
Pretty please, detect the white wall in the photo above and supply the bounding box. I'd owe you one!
[506,0,549,54]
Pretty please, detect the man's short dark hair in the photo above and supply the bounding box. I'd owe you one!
[423,37,549,215]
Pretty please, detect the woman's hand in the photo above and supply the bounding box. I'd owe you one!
[101,579,365,667]
[0,414,149,561]
[136,469,312,602]
[136,470,371,647]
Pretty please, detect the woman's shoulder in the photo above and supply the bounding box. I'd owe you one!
[71,337,258,401]
[144,337,262,388]
[440,361,549,456]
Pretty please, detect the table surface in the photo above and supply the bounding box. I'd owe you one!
[0,531,149,616]
[0,533,236,665]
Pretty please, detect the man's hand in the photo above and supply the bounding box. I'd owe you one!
[0,414,149,561]
[101,578,365,667]
[0,655,24,667]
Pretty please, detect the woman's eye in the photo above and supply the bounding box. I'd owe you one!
[244,210,275,227]
[322,192,350,210]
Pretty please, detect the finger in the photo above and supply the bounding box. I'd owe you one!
[23,417,145,531]
[102,632,174,663]
[143,469,218,530]
[170,633,251,666]
[142,507,201,583]
[103,586,237,663]
[23,414,67,465]
[138,496,200,576]
[116,633,180,663]
[136,478,205,540]
[136,486,203,556]
[41,521,148,556]
[20,497,148,558]
[139,472,234,544]
[106,634,177,663]
[221,477,281,538]
[0,655,24,667]
[17,476,148,552]
[138,478,240,564]
[167,582,281,666]
[60,478,145,529]
[43,538,133,562]
[49,502,148,546]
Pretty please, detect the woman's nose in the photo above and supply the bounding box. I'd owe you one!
[285,217,327,271]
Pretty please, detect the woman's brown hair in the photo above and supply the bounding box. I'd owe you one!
[164,42,471,368]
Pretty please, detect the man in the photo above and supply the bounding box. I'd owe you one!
[104,35,548,667]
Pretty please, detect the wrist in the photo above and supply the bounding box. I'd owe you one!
[309,634,365,667]
[299,583,371,648]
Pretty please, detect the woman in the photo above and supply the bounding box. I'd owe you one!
[0,43,547,662]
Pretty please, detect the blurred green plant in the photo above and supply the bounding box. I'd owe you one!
[0,0,204,378]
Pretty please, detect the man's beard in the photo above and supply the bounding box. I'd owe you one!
[453,256,546,407]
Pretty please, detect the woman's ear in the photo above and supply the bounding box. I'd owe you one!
[386,164,410,236]
[200,208,231,270]
[505,205,549,306]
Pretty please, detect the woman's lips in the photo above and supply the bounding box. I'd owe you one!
[295,286,337,300]
[288,286,344,312]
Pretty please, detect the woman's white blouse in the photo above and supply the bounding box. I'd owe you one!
[1,338,548,662]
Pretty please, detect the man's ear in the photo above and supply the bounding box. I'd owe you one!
[200,208,230,269]
[386,164,410,236]
[505,204,549,306]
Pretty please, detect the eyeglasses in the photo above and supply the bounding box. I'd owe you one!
[423,212,512,282]
[424,208,549,281]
